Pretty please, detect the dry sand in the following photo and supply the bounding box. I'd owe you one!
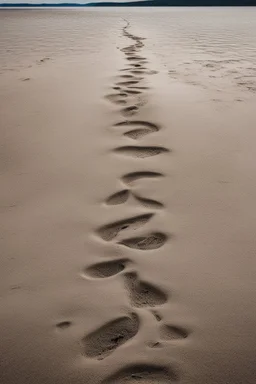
[1,11,256,384]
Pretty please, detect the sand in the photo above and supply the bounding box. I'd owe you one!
[1,9,256,384]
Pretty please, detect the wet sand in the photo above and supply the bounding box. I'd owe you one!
[0,8,256,384]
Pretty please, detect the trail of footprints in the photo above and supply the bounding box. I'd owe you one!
[58,20,189,383]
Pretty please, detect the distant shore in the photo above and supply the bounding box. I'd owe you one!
[1,1,256,7]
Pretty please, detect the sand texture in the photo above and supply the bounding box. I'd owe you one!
[1,8,256,384]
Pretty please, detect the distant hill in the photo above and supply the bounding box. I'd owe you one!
[1,0,256,6]
[91,0,256,4]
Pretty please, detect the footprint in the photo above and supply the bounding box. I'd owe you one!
[114,120,160,132]
[119,232,167,250]
[125,52,138,57]
[131,70,147,75]
[124,129,151,140]
[122,47,136,53]
[127,56,146,61]
[127,86,149,90]
[56,321,72,330]
[105,94,127,105]
[117,80,140,87]
[130,64,146,68]
[82,313,139,360]
[131,70,158,75]
[125,89,142,95]
[120,68,134,72]
[114,146,169,158]
[102,363,178,383]
[123,272,168,308]
[160,324,189,340]
[97,213,154,241]
[132,194,164,209]
[122,106,139,116]
[147,70,159,75]
[106,190,130,205]
[122,171,164,186]
[120,74,137,79]
[84,258,129,278]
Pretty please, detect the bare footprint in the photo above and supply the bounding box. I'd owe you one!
[56,321,72,330]
[105,93,127,105]
[117,80,140,87]
[129,63,146,69]
[102,363,178,383]
[82,313,139,360]
[84,258,129,278]
[127,86,149,90]
[123,272,168,308]
[122,48,137,54]
[124,129,151,140]
[122,171,164,186]
[106,190,130,205]
[125,52,139,57]
[131,70,147,75]
[114,120,160,133]
[131,70,158,76]
[122,106,139,116]
[132,194,164,209]
[114,146,169,158]
[97,213,154,241]
[120,68,134,72]
[127,56,146,61]
[119,232,167,250]
[160,324,189,340]
[120,74,137,79]
[125,89,142,95]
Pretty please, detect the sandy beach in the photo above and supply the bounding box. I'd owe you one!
[0,7,256,384]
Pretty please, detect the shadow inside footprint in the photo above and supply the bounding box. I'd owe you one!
[125,89,142,95]
[114,120,160,132]
[56,321,72,330]
[160,324,189,340]
[119,232,167,250]
[114,146,169,158]
[122,172,164,186]
[117,80,141,87]
[132,194,164,209]
[123,272,168,308]
[105,93,127,105]
[121,106,139,116]
[106,190,130,205]
[84,258,129,278]
[82,313,139,360]
[124,128,151,140]
[97,213,154,241]
[102,363,179,383]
